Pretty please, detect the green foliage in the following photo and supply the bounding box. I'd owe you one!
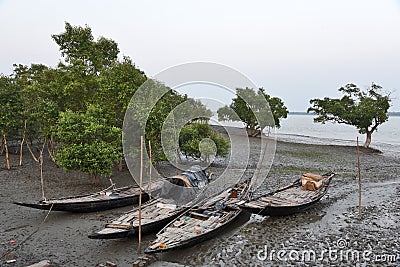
[56,63,99,112]
[1,21,217,181]
[217,88,288,135]
[95,57,147,127]
[143,82,188,161]
[308,83,391,147]
[51,22,122,113]
[52,22,119,73]
[124,79,213,161]
[0,75,24,138]
[264,88,289,128]
[56,142,119,179]
[13,64,60,140]
[55,105,122,179]
[179,122,230,161]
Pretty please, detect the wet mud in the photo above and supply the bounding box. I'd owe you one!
[0,138,399,266]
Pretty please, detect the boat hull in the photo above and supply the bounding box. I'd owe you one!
[144,210,242,254]
[13,192,150,213]
[144,179,251,254]
[241,196,323,216]
[240,172,334,217]
[88,208,187,239]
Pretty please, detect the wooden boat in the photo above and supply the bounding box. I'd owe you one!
[239,171,335,216]
[88,166,211,239]
[13,180,164,213]
[144,179,251,254]
[88,198,190,239]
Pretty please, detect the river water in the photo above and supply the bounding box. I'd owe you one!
[276,114,399,158]
[213,114,399,158]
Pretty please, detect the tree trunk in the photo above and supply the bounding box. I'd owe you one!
[364,131,372,148]
[246,127,253,136]
[47,136,57,163]
[117,160,123,171]
[19,140,24,166]
[20,120,27,166]
[91,173,100,184]
[246,127,261,137]
[3,134,10,170]
[26,141,39,162]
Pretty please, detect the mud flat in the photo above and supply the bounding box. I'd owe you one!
[0,138,399,266]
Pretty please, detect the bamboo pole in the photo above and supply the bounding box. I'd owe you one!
[175,147,178,175]
[356,137,362,220]
[138,136,143,255]
[148,140,152,199]
[3,134,10,170]
[39,140,46,201]
[170,104,178,175]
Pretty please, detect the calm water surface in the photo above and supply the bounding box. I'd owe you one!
[277,114,399,157]
[214,114,399,157]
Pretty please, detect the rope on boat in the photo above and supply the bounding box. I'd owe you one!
[0,203,54,260]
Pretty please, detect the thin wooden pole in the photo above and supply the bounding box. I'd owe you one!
[174,136,178,175]
[138,136,143,255]
[148,140,152,199]
[356,137,362,220]
[3,133,10,170]
[39,140,46,201]
[19,120,27,166]
[170,104,178,175]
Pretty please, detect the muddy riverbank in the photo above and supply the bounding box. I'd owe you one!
[0,139,399,266]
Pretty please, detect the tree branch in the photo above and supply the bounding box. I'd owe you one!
[26,142,39,163]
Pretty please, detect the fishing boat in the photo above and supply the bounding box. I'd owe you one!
[13,180,164,213]
[239,171,335,216]
[144,179,251,254]
[88,166,211,239]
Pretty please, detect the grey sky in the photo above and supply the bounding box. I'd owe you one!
[1,0,399,111]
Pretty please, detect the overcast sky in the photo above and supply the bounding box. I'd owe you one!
[1,0,399,111]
